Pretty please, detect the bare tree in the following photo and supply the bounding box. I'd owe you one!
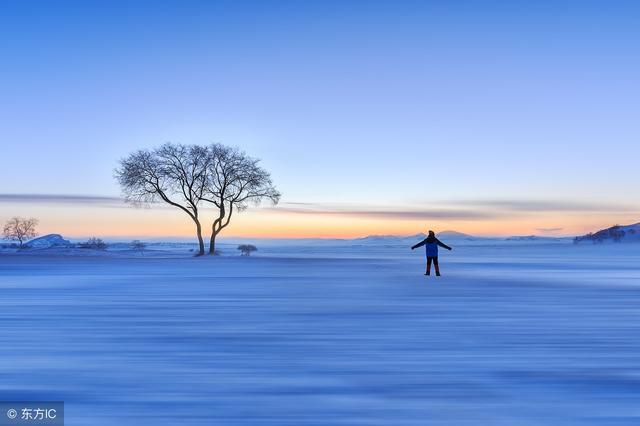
[115,143,210,256]
[202,144,280,254]
[3,217,38,247]
[131,240,146,255]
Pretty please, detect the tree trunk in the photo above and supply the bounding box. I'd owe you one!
[209,206,225,255]
[195,221,205,256]
[209,232,217,255]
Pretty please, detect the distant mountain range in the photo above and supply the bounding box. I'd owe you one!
[352,231,477,244]
[11,228,591,250]
[353,231,572,244]
[504,235,551,241]
[574,222,640,244]
[352,233,426,244]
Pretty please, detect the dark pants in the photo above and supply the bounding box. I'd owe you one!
[426,256,440,275]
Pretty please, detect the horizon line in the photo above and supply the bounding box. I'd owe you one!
[24,232,576,242]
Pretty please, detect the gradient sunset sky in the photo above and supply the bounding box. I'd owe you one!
[1,1,639,239]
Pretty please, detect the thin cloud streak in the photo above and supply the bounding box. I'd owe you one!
[447,199,638,213]
[268,203,499,220]
[0,194,124,205]
[535,227,564,233]
[3,195,637,224]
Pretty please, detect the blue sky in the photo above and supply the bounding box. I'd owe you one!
[1,0,639,237]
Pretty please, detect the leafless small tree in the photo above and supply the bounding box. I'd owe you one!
[131,240,146,255]
[203,144,280,254]
[3,217,38,247]
[115,143,210,256]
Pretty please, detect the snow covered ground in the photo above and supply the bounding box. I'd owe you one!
[1,240,639,425]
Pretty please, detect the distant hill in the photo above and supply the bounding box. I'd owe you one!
[505,235,539,241]
[504,235,568,242]
[574,222,640,244]
[437,230,475,239]
[353,233,426,244]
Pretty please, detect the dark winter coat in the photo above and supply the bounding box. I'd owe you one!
[412,236,452,257]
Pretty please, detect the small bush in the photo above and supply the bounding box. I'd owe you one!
[131,240,146,255]
[237,244,257,256]
[79,237,107,250]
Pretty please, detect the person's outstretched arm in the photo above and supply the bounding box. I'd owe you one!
[411,239,427,250]
[436,238,452,250]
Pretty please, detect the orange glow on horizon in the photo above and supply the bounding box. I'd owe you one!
[1,202,637,240]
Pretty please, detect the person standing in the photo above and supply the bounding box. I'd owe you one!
[411,230,452,276]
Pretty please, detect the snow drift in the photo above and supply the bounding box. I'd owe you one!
[23,234,72,249]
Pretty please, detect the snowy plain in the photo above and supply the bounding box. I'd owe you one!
[1,238,639,425]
